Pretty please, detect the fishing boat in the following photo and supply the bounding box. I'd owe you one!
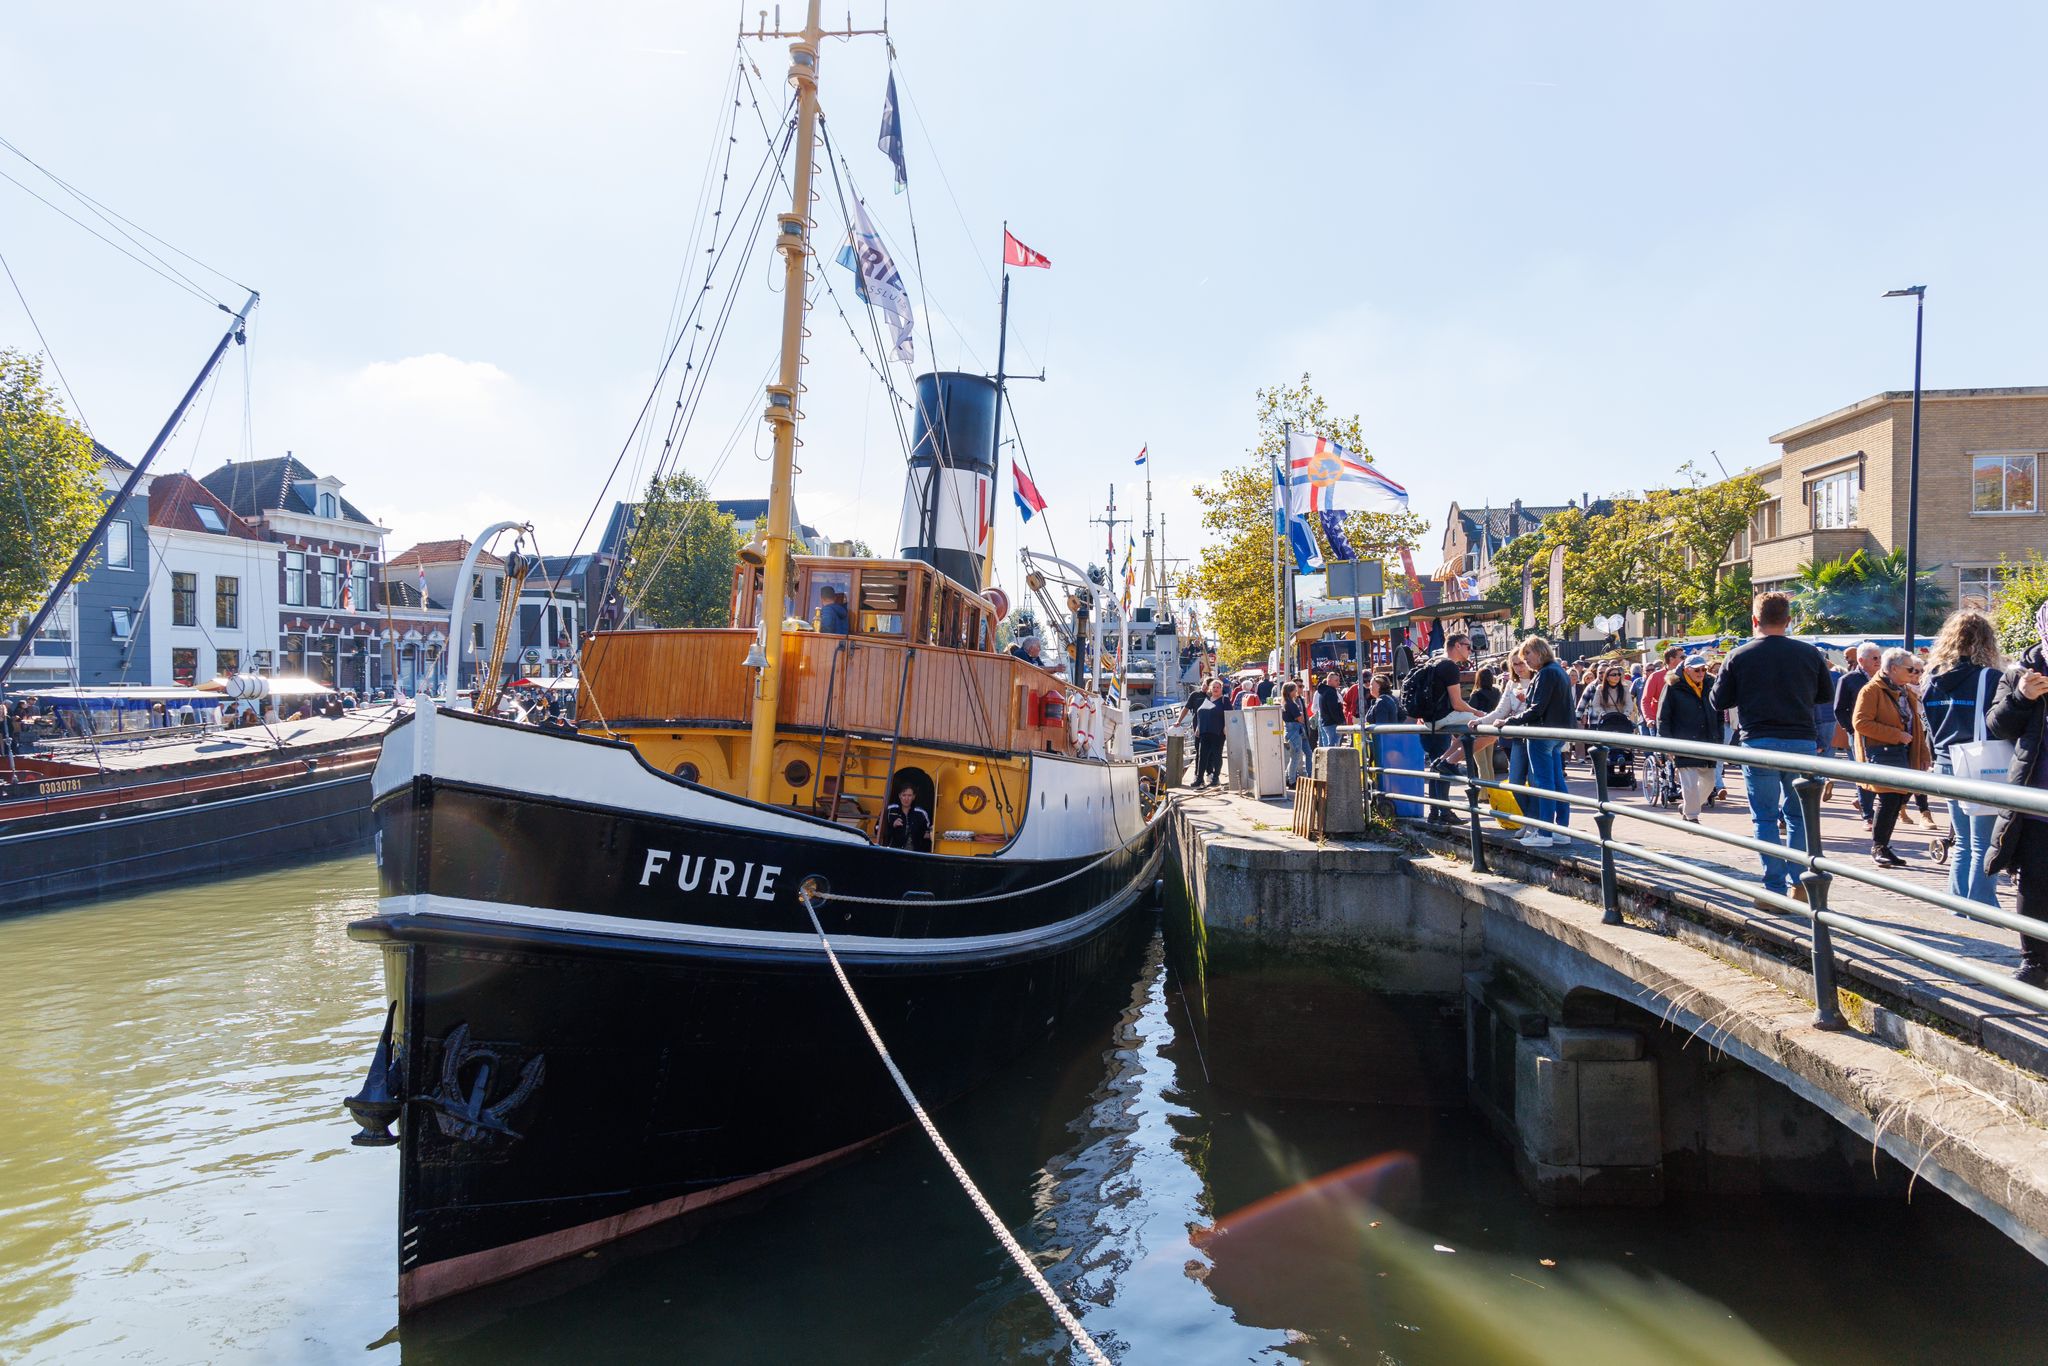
[342,2,1166,1314]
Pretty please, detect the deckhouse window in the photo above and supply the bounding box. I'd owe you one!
[856,569,909,637]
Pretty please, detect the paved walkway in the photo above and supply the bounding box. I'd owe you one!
[1214,747,2048,1063]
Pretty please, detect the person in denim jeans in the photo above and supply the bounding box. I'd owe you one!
[1924,610,2004,908]
[1707,591,1833,903]
[1279,680,1311,788]
[1503,635,1575,846]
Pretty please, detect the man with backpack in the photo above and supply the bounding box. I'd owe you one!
[1401,633,1480,825]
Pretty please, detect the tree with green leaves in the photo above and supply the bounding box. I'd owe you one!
[1790,547,1948,635]
[617,470,744,628]
[1189,374,1428,664]
[0,349,106,627]
[1990,555,2048,657]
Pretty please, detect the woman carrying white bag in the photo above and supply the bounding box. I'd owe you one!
[1924,610,2007,908]
[1985,601,2048,988]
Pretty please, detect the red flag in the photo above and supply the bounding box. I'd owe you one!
[1003,230,1050,269]
[1013,461,1048,521]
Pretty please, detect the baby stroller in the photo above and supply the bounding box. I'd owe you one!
[1595,712,1638,789]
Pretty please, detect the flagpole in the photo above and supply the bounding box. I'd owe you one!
[982,226,1011,591]
[1274,421,1289,681]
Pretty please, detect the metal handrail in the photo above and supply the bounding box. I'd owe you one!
[1350,718,2048,1024]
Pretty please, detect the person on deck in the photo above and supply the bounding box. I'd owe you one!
[1708,591,1833,907]
[880,785,933,852]
[818,586,851,635]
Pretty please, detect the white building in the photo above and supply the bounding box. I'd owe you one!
[143,473,281,685]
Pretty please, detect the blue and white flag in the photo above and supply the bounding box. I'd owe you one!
[1318,508,1357,562]
[1284,430,1409,514]
[1287,514,1324,573]
[836,197,915,364]
[878,72,907,194]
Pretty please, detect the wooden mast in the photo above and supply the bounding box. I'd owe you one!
[742,2,883,803]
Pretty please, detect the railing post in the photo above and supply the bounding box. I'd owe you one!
[1464,753,1489,873]
[1793,774,1844,1030]
[1590,742,1621,925]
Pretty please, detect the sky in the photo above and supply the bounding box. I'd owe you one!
[5,1,2046,606]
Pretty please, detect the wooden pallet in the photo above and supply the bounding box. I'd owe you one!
[1292,776,1327,841]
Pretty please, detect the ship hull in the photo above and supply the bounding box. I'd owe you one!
[349,705,1162,1311]
[1,749,379,914]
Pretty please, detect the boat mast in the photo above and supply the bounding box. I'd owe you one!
[742,0,882,804]
[0,290,259,691]
[1140,457,1155,606]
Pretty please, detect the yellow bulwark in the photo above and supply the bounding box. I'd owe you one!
[578,557,1080,855]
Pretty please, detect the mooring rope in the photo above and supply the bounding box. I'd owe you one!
[800,890,1112,1365]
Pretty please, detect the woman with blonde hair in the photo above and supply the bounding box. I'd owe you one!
[1924,609,2005,906]
[1502,635,1573,846]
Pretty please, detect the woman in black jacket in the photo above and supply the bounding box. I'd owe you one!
[1984,608,2048,986]
[1655,654,1719,822]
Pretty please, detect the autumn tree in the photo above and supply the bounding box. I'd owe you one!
[617,470,744,628]
[0,350,106,626]
[1188,374,1427,664]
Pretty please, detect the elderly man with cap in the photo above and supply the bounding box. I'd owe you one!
[1656,652,1721,822]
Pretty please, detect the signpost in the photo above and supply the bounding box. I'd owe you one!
[1326,560,1384,679]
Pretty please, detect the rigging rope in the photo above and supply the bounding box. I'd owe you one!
[799,889,1112,1366]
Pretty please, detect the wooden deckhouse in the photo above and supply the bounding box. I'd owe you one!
[577,556,1083,854]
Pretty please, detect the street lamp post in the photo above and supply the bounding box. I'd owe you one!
[1883,285,1926,648]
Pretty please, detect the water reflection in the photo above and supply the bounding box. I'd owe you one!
[4,866,2047,1364]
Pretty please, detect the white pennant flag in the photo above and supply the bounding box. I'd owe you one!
[836,197,916,365]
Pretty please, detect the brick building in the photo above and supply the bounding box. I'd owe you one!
[200,455,389,692]
[1724,387,2047,611]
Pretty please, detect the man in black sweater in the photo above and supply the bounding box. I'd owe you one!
[1832,641,1881,823]
[1708,591,1833,904]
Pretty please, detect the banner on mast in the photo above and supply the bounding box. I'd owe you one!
[1003,230,1051,269]
[836,197,916,364]
[1521,560,1534,629]
[1546,546,1566,630]
[878,72,907,193]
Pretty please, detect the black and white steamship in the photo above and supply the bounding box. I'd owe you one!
[342,8,1164,1312]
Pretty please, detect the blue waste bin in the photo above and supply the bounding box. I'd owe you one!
[1377,732,1426,820]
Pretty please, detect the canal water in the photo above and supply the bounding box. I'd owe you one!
[4,855,2047,1364]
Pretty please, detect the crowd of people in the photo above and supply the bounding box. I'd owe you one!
[1182,590,2048,987]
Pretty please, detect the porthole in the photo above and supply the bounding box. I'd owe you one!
[784,759,812,788]
[673,760,700,783]
[959,785,988,814]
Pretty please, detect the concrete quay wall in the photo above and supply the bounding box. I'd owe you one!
[1166,791,2048,1268]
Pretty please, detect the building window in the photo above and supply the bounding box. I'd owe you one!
[284,551,305,606]
[472,621,485,649]
[281,632,306,674]
[171,646,198,686]
[320,556,339,609]
[1959,566,2012,612]
[1811,471,1857,530]
[106,520,132,569]
[171,572,197,626]
[1972,454,2038,515]
[215,575,239,629]
[351,561,371,614]
[1752,499,1780,543]
[216,647,241,677]
[318,491,338,519]
[472,573,484,600]
[109,607,134,640]
[194,505,226,534]
[493,574,502,599]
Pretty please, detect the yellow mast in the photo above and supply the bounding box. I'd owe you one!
[747,0,827,804]
[742,1,885,803]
